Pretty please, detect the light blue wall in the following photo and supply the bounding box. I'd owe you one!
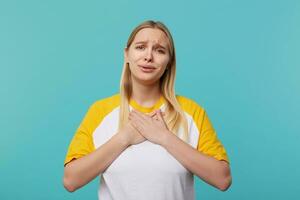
[1,0,299,199]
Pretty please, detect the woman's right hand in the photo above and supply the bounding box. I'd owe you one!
[118,121,146,146]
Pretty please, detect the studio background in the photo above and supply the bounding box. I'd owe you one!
[1,0,299,199]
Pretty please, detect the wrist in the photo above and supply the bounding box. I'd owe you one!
[159,130,173,147]
[116,132,130,147]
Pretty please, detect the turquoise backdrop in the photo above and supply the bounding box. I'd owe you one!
[1,0,299,199]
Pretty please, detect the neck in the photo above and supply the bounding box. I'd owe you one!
[130,79,161,107]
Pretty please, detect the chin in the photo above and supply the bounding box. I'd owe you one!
[134,74,160,85]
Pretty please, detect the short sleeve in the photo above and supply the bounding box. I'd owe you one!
[64,103,99,166]
[197,110,229,163]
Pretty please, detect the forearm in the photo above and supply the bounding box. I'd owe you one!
[161,131,232,191]
[63,133,129,192]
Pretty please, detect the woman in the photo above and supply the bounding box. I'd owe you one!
[63,20,232,200]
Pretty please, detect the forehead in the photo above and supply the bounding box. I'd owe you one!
[133,28,170,47]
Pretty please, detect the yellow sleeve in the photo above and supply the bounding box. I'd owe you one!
[196,109,230,164]
[64,103,99,166]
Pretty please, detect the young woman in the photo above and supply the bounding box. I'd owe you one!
[63,20,232,200]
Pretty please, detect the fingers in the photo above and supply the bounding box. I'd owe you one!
[129,110,148,128]
[129,109,165,123]
[156,109,164,121]
[129,119,143,133]
[148,110,165,118]
[148,110,157,117]
[130,110,148,121]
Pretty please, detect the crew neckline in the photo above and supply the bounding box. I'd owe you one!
[129,95,165,113]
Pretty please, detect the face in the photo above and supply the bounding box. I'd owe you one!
[125,28,171,85]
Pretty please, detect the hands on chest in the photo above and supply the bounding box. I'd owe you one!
[121,109,171,146]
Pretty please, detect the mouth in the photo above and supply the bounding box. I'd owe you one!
[138,65,156,73]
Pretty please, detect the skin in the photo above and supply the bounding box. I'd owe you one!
[63,27,232,192]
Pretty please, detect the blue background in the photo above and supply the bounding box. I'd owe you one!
[1,0,299,199]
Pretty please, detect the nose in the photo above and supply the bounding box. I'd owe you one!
[144,49,153,62]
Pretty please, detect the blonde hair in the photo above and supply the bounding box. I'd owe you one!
[118,20,189,142]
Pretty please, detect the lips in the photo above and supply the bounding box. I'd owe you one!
[138,65,156,69]
[138,65,156,73]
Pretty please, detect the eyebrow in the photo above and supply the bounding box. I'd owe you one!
[134,41,168,50]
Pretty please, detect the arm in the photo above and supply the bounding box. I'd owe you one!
[161,131,232,191]
[63,133,129,192]
[129,109,232,191]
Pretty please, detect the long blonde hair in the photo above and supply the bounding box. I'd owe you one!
[118,20,189,142]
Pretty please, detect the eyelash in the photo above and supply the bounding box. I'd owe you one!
[136,45,145,50]
[135,45,165,54]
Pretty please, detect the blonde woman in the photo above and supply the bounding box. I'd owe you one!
[63,20,232,200]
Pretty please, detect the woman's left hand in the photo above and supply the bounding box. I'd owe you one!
[129,109,170,145]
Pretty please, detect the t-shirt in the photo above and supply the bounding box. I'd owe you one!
[64,93,229,200]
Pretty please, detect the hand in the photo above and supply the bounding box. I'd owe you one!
[128,109,170,145]
[117,111,165,146]
[118,120,146,146]
[147,110,165,118]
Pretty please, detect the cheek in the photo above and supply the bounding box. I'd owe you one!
[158,56,170,69]
[128,50,143,62]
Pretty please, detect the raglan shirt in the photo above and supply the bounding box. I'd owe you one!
[64,94,229,200]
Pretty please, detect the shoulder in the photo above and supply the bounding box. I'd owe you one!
[90,93,120,113]
[175,94,205,116]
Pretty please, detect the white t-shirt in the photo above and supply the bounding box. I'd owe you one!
[64,93,229,200]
